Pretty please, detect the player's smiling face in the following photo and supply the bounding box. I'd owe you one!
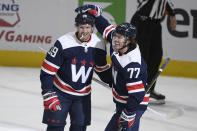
[77,24,93,42]
[112,32,127,51]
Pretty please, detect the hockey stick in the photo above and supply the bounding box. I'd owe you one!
[93,76,184,120]
[92,76,177,120]
[92,77,110,89]
[146,57,170,93]
[144,58,184,120]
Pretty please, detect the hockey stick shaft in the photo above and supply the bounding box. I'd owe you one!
[92,77,175,120]
[92,77,110,89]
[92,77,172,120]
[145,57,170,93]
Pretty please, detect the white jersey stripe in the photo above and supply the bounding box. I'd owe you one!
[44,59,60,69]
[128,88,145,94]
[54,82,91,96]
[126,81,143,86]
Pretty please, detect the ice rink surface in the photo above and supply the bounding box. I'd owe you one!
[0,66,197,131]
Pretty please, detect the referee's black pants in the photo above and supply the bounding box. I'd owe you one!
[134,19,163,91]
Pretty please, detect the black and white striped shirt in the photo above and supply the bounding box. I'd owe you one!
[137,0,175,20]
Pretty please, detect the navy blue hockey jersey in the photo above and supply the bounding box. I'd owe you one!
[95,16,149,112]
[40,32,110,97]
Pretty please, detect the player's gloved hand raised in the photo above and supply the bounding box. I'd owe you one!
[75,4,102,17]
[42,91,61,112]
[117,109,136,131]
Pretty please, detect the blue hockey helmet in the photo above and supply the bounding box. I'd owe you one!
[75,12,95,26]
[115,23,136,40]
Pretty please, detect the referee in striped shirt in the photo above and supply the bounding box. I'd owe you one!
[130,0,177,104]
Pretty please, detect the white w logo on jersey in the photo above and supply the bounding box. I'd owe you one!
[71,64,93,83]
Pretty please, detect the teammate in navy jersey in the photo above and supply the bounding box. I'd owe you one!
[40,12,111,131]
[75,5,149,131]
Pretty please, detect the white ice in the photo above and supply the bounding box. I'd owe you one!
[0,66,197,131]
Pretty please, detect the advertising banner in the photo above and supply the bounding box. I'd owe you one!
[0,0,77,66]
[0,0,197,78]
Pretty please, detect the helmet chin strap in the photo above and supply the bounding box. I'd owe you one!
[118,44,128,52]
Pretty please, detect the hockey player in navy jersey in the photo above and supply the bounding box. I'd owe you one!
[75,5,149,131]
[40,12,111,131]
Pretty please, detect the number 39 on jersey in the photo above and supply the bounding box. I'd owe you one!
[48,46,58,57]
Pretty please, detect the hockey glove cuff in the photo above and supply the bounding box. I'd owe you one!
[42,91,61,112]
[118,109,136,131]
